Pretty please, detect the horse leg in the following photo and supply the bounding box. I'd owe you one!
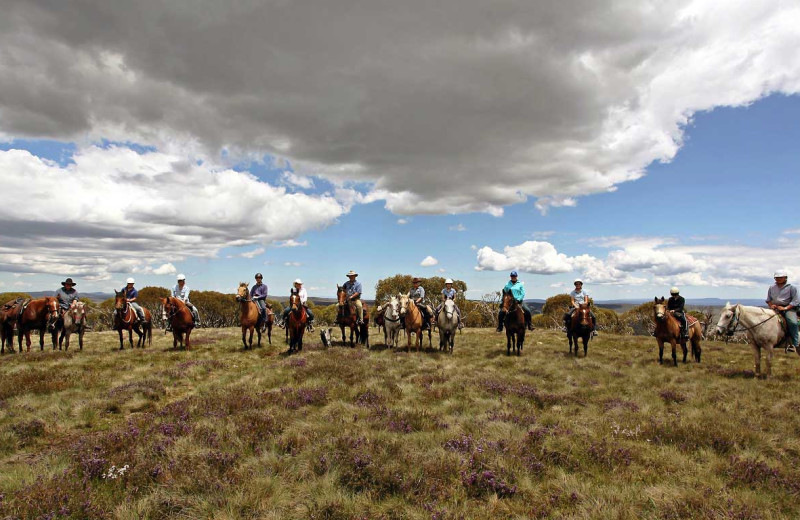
[242,326,248,349]
[185,329,192,350]
[657,338,664,364]
[506,331,511,356]
[765,346,773,378]
[583,335,588,357]
[680,339,688,363]
[79,328,84,350]
[671,339,678,367]
[752,345,761,377]
[692,334,701,363]
[267,323,272,345]
[63,331,69,352]
[256,327,262,348]
[173,330,179,349]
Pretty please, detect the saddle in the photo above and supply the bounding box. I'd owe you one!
[686,315,698,327]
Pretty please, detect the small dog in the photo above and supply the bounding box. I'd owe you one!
[320,327,332,348]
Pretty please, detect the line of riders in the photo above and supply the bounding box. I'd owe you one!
[7,268,797,351]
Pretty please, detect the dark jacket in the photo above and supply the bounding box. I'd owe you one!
[667,295,685,313]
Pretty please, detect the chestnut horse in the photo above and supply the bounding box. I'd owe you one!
[236,283,271,349]
[286,293,307,353]
[59,300,87,351]
[114,290,151,349]
[0,298,25,353]
[502,290,525,356]
[335,286,369,347]
[653,297,702,366]
[567,304,592,357]
[398,292,430,352]
[18,297,60,352]
[161,297,194,350]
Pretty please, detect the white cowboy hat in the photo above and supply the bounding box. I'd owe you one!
[445,278,453,284]
[294,278,303,284]
[346,270,358,277]
[670,286,680,294]
[774,270,788,278]
[126,277,135,284]
[177,273,186,281]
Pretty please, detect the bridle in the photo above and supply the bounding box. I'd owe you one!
[116,297,134,324]
[721,304,778,337]
[384,300,401,322]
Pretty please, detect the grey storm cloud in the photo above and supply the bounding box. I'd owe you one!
[1,1,800,215]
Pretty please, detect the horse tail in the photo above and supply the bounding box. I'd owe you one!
[148,322,152,346]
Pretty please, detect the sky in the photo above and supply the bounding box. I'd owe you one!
[1,1,799,301]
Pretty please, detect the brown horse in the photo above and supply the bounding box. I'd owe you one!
[18,297,60,352]
[336,286,369,347]
[59,300,87,351]
[374,305,386,335]
[398,293,430,352]
[502,290,525,356]
[653,297,702,366]
[236,283,271,349]
[567,304,592,357]
[161,297,194,350]
[114,290,151,349]
[0,298,25,353]
[286,293,307,353]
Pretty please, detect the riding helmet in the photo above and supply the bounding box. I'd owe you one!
[670,287,679,295]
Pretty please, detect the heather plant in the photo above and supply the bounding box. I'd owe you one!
[1,326,800,518]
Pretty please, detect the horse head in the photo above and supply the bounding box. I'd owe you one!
[45,297,60,332]
[336,285,347,305]
[442,299,456,317]
[70,301,86,326]
[289,293,301,312]
[501,290,516,312]
[114,290,128,315]
[576,303,592,328]
[715,302,738,336]
[653,297,668,321]
[236,283,249,301]
[384,296,400,321]
[398,293,411,316]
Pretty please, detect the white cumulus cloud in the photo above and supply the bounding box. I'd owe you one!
[420,256,439,267]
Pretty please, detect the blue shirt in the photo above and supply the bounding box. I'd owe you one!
[343,280,362,297]
[442,287,456,300]
[124,287,138,299]
[767,283,800,308]
[410,286,425,300]
[503,280,525,301]
[173,284,191,303]
[570,289,590,305]
[54,287,79,310]
[250,282,268,300]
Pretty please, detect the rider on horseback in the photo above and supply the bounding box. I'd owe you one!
[123,278,146,324]
[408,277,432,330]
[173,274,200,324]
[496,271,534,332]
[667,286,688,339]
[54,277,79,319]
[341,270,364,325]
[436,278,464,330]
[280,279,315,331]
[249,273,270,324]
[563,279,597,337]
[766,270,799,353]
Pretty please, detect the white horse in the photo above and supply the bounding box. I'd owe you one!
[715,302,794,377]
[59,300,87,351]
[383,296,402,348]
[437,299,458,354]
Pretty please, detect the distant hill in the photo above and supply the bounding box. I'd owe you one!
[18,291,115,303]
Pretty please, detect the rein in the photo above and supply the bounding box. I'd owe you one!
[116,301,134,325]
[724,305,779,337]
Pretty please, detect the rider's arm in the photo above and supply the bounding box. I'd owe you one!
[350,292,361,300]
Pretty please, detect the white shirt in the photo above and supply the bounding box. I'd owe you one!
[291,286,308,304]
[570,289,589,306]
[173,284,191,303]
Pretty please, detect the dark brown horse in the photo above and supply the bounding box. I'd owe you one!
[286,293,307,353]
[374,305,386,335]
[502,290,525,356]
[336,285,369,348]
[653,297,702,366]
[236,283,271,348]
[114,290,151,349]
[567,304,592,357]
[18,297,60,352]
[0,298,25,353]
[59,300,87,351]
[161,297,194,350]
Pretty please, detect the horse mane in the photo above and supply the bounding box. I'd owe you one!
[239,282,248,288]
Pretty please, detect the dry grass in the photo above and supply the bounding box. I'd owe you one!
[1,326,800,519]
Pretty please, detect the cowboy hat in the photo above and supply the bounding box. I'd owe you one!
[346,270,358,277]
[412,277,421,283]
[61,277,76,286]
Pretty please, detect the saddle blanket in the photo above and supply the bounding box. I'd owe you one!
[686,315,698,327]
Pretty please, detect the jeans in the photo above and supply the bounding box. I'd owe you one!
[130,302,145,321]
[783,310,799,346]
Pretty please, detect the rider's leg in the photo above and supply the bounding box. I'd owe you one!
[131,302,145,322]
[496,310,505,332]
[590,310,598,336]
[563,311,571,331]
[305,305,315,330]
[678,313,688,338]
[784,310,799,351]
[189,304,199,324]
[455,303,464,329]
[355,299,363,324]
[521,303,534,330]
[280,308,290,328]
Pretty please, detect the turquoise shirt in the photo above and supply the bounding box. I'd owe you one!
[503,280,525,301]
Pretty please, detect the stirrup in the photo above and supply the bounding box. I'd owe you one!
[307,324,314,332]
[786,344,797,353]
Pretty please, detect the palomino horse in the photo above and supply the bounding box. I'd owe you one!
[716,302,790,377]
[18,297,60,352]
[502,290,525,356]
[114,290,151,349]
[286,293,307,353]
[59,300,87,351]
[382,296,402,349]
[236,283,271,349]
[398,292,430,352]
[335,285,369,347]
[437,299,458,354]
[653,297,702,366]
[161,297,193,350]
[567,304,592,357]
[0,298,25,353]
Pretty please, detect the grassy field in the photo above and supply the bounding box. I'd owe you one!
[1,326,799,519]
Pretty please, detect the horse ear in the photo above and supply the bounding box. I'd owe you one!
[654,297,658,303]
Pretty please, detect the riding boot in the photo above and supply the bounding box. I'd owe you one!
[526,316,534,331]
[307,320,314,332]
[496,312,504,332]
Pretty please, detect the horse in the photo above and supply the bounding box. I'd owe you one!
[114,290,151,349]
[382,296,402,349]
[161,297,193,350]
[286,293,307,353]
[398,292,430,352]
[236,282,271,349]
[18,297,60,352]
[502,290,525,356]
[716,302,789,377]
[58,300,87,351]
[567,304,592,357]
[653,297,702,366]
[374,305,386,335]
[335,285,369,348]
[437,299,458,354]
[0,298,25,353]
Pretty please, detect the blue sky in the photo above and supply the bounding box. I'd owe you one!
[1,2,799,301]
